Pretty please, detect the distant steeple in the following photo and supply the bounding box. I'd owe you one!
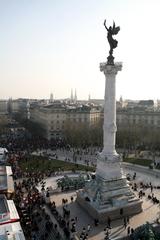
[49,93,54,103]
[71,89,73,101]
[88,93,91,101]
[74,89,77,102]
[119,95,123,103]
[119,95,123,108]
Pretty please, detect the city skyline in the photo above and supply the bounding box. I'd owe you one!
[1,0,160,100]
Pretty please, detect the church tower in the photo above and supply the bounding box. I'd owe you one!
[70,89,73,102]
[74,89,77,102]
[49,93,54,103]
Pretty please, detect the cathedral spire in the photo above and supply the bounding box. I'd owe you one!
[71,89,73,101]
[74,89,77,102]
[49,92,54,103]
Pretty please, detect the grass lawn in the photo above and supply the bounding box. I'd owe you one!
[19,155,95,173]
[123,158,152,167]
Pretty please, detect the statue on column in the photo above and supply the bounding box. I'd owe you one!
[104,20,120,65]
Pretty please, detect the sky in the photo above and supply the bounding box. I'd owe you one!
[0,0,160,100]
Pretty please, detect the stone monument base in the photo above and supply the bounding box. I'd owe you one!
[77,176,142,223]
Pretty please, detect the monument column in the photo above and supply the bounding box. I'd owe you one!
[96,62,123,180]
[101,62,122,156]
[77,20,142,222]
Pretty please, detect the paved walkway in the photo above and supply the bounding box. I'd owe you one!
[38,168,160,240]
[33,148,98,167]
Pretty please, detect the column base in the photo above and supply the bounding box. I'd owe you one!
[77,191,142,223]
[77,176,142,222]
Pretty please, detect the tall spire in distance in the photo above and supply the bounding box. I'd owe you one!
[71,89,73,102]
[74,89,77,102]
[119,95,123,108]
[49,93,54,103]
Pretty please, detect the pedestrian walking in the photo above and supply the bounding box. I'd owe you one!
[123,217,127,229]
[87,224,91,232]
[94,218,99,226]
[127,226,131,235]
[82,227,86,234]
[107,216,111,228]
[71,196,74,202]
[127,216,130,224]
[120,208,123,216]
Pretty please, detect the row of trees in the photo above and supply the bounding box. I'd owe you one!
[116,123,160,151]
[64,120,103,147]
[64,120,160,151]
[0,115,8,135]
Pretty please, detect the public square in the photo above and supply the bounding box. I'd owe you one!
[38,164,160,240]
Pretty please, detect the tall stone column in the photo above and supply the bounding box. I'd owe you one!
[101,62,122,156]
[96,62,123,180]
[77,60,142,222]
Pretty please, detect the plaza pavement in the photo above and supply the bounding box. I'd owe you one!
[38,169,160,240]
[33,148,98,167]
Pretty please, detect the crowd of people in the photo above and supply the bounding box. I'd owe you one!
[1,133,101,240]
[130,178,160,206]
[36,146,101,168]
[1,129,160,240]
[12,157,64,239]
[46,197,94,240]
[0,135,66,239]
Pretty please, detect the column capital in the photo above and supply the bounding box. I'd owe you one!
[100,62,123,75]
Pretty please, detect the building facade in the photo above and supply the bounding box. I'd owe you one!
[0,100,8,115]
[117,109,160,128]
[30,101,101,139]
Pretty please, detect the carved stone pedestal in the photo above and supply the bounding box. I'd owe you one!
[77,155,142,222]
[77,189,142,222]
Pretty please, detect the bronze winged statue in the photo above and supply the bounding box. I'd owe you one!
[104,20,120,65]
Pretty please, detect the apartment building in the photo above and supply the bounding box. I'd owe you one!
[30,101,101,139]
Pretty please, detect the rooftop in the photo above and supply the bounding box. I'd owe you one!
[0,166,12,176]
[0,195,19,225]
[0,195,8,214]
[0,222,25,240]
